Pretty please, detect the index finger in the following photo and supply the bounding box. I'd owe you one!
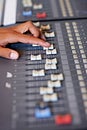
[12,21,42,38]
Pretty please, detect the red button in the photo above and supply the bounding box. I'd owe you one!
[55,114,72,125]
[36,12,47,18]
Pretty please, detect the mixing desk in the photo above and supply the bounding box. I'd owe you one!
[1,0,87,26]
[0,19,87,130]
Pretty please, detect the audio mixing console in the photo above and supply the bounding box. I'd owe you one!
[1,0,87,26]
[0,19,87,130]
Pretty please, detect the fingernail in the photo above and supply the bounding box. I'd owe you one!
[10,52,18,59]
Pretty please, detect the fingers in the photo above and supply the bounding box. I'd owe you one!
[0,46,19,60]
[15,33,50,47]
[12,21,46,39]
[0,31,49,48]
[13,21,40,36]
[4,21,49,47]
[26,21,40,37]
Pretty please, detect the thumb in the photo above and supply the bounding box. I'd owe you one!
[0,46,19,60]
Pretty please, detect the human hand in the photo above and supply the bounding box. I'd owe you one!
[0,21,50,60]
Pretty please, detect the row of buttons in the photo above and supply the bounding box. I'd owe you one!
[22,0,47,18]
[59,0,74,17]
[65,21,87,115]
[31,22,72,125]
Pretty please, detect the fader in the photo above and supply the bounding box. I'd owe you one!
[0,19,87,130]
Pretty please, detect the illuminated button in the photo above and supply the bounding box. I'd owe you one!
[32,44,39,47]
[86,70,87,74]
[73,55,78,59]
[69,37,73,41]
[79,81,85,87]
[51,93,58,102]
[80,50,84,54]
[78,41,82,45]
[31,54,42,60]
[76,37,81,41]
[22,0,32,7]
[6,72,13,78]
[81,88,87,93]
[74,29,78,33]
[35,102,52,118]
[48,80,61,88]
[51,64,57,69]
[51,74,58,81]
[70,41,74,45]
[72,22,77,26]
[43,94,50,102]
[45,32,55,38]
[49,44,54,50]
[78,75,84,80]
[46,58,57,64]
[33,22,40,27]
[79,45,83,49]
[46,50,52,55]
[43,44,54,50]
[68,34,72,37]
[65,22,70,26]
[52,58,57,64]
[84,64,87,69]
[74,59,79,64]
[40,87,53,95]
[23,7,32,16]
[33,4,43,9]
[75,64,80,69]
[46,49,57,55]
[45,64,51,70]
[82,94,87,100]
[40,24,51,30]
[43,47,48,50]
[46,59,52,64]
[43,93,58,102]
[45,64,57,70]
[5,82,11,88]
[73,26,77,29]
[85,109,87,114]
[37,55,42,60]
[52,49,57,54]
[71,46,75,50]
[50,73,64,81]
[84,101,87,107]
[77,70,82,75]
[83,59,87,64]
[36,12,47,18]
[32,69,45,77]
[82,54,86,59]
[66,26,70,29]
[75,33,80,37]
[31,55,36,60]
[55,114,72,125]
[58,73,64,81]
[72,50,76,54]
[67,30,71,33]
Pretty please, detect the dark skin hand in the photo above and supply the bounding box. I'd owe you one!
[0,21,50,60]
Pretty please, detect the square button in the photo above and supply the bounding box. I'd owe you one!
[82,94,87,100]
[76,65,81,69]
[84,101,87,107]
[80,88,87,93]
[78,75,84,81]
[74,59,79,64]
[79,81,85,87]
[76,70,82,75]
